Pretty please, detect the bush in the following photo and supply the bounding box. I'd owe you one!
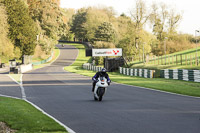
[93,41,116,48]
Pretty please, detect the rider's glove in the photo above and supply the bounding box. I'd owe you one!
[94,79,98,83]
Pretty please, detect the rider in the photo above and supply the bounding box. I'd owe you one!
[92,68,111,92]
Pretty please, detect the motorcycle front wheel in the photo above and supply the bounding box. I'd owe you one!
[94,95,98,101]
[99,96,103,101]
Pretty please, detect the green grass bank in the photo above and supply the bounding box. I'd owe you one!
[0,97,67,133]
[130,46,200,72]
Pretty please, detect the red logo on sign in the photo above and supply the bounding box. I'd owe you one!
[113,50,119,55]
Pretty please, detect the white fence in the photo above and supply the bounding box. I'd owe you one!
[119,67,155,78]
[83,63,103,72]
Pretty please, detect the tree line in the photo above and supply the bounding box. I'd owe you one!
[0,0,198,64]
[70,0,198,62]
[0,0,73,62]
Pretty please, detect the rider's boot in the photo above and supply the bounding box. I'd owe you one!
[92,82,96,92]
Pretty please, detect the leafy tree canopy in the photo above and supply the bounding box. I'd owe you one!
[2,0,38,56]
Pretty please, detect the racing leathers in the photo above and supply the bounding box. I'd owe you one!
[92,71,111,92]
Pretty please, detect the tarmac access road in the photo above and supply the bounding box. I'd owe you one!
[22,44,200,133]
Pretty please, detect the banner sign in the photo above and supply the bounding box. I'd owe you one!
[92,48,122,57]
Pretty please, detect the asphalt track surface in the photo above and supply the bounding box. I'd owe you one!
[0,75,21,98]
[2,44,200,133]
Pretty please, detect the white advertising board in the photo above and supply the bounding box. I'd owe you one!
[92,48,122,57]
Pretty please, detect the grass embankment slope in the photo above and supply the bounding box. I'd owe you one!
[33,46,60,70]
[131,47,200,70]
[64,43,200,97]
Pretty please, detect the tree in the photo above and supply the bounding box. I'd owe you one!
[150,3,168,42]
[28,0,66,40]
[130,0,149,31]
[116,14,136,56]
[3,0,38,56]
[60,8,75,41]
[129,0,151,58]
[70,8,87,41]
[95,22,116,42]
[0,3,14,60]
[28,0,69,54]
[150,2,182,55]
[70,7,114,42]
[168,9,182,35]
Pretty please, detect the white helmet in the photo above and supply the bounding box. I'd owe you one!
[101,68,107,72]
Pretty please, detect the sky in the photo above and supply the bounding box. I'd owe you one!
[60,0,200,35]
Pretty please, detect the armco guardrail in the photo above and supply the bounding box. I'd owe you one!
[83,63,103,72]
[160,69,200,82]
[32,52,53,65]
[119,67,155,78]
[58,40,93,49]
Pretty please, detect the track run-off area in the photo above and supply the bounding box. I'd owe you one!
[1,44,200,133]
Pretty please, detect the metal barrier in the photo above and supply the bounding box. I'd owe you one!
[83,63,103,72]
[119,67,155,78]
[160,69,200,82]
[32,51,53,65]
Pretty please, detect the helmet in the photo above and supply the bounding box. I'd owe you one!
[101,68,107,75]
[101,68,107,72]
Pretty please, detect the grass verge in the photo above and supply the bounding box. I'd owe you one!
[64,43,200,97]
[0,97,67,133]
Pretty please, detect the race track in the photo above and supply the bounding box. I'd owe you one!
[22,44,200,133]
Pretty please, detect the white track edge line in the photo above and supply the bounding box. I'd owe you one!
[8,74,26,100]
[0,94,21,100]
[7,74,76,133]
[25,100,76,133]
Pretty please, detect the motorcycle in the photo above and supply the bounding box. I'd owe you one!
[93,76,109,101]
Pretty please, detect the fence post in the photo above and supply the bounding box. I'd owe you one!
[195,53,197,66]
[168,56,170,65]
[190,54,192,66]
[176,55,178,65]
[185,54,187,65]
[181,54,182,65]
